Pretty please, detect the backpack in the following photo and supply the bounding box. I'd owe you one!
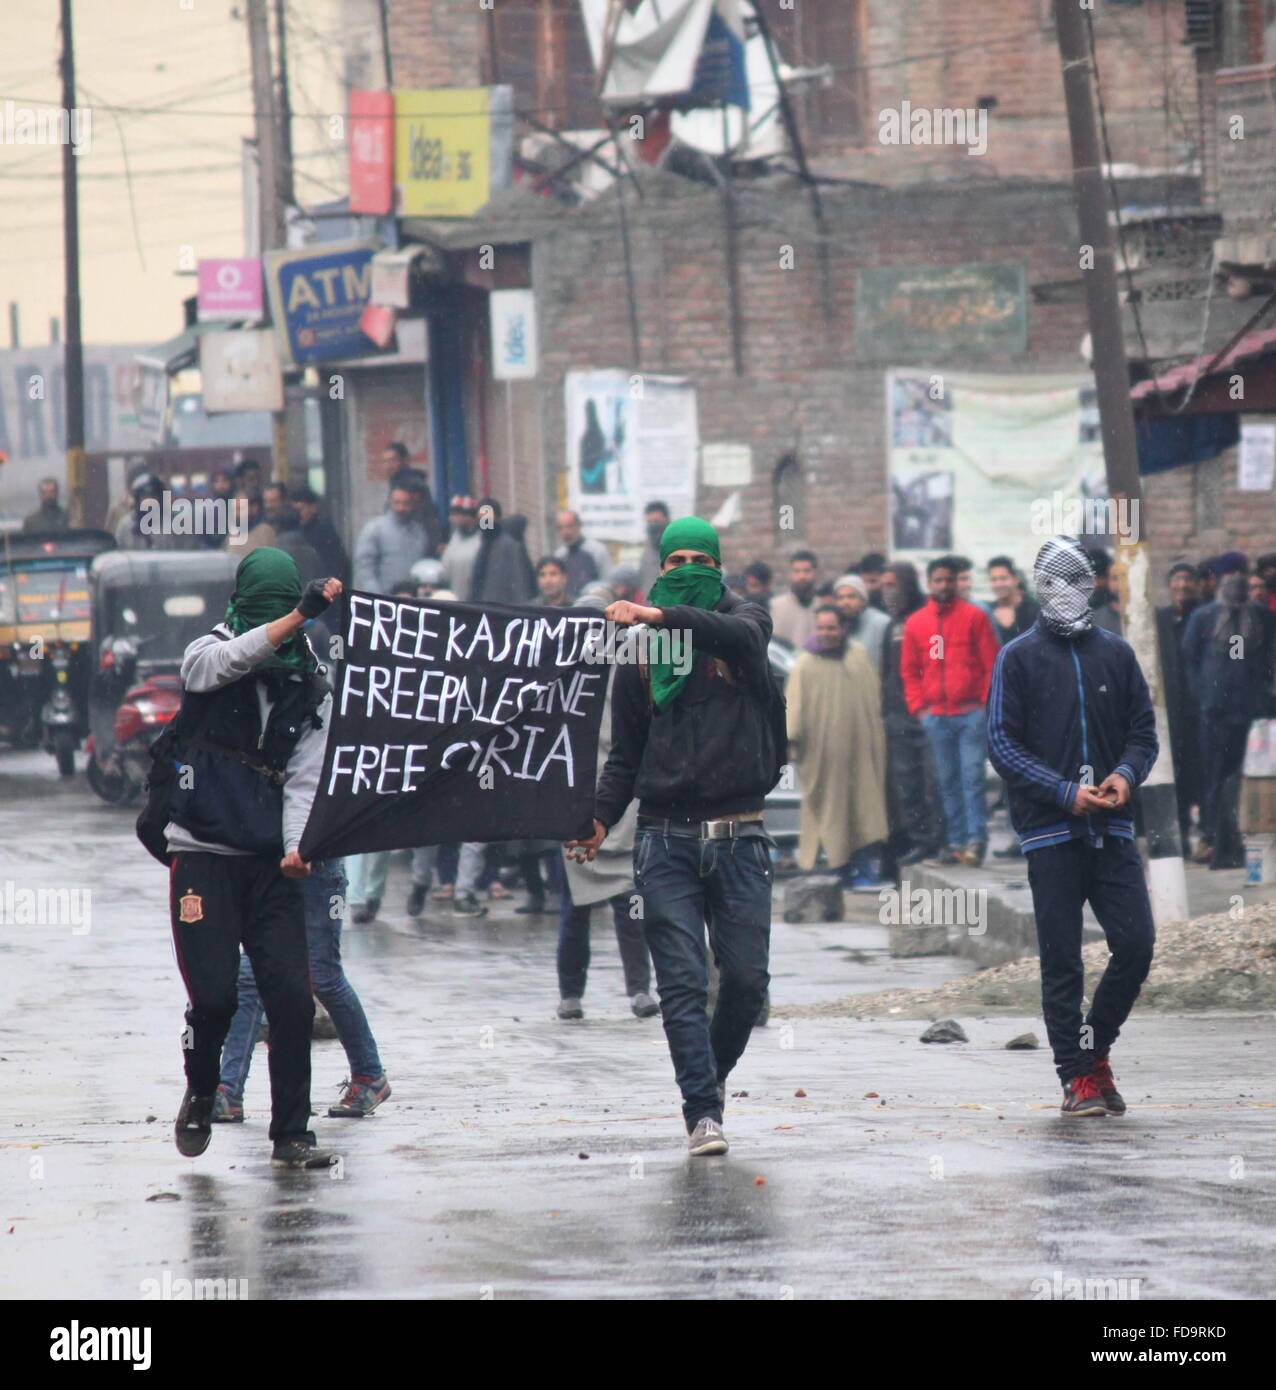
[135,654,328,865]
[136,712,207,866]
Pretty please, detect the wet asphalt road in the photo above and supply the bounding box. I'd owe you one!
[2,748,1275,1300]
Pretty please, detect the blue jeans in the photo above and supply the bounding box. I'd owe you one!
[922,709,988,849]
[219,859,384,1096]
[345,852,389,908]
[634,827,773,1130]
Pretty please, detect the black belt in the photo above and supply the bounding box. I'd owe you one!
[638,813,765,841]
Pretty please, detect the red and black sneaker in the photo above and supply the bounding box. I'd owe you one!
[1091,1056,1126,1115]
[1060,1072,1108,1117]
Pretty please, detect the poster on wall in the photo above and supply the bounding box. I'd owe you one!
[887,369,1111,592]
[565,370,698,542]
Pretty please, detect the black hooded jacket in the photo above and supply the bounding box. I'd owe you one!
[595,591,778,827]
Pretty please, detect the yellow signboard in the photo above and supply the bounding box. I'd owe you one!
[395,88,493,218]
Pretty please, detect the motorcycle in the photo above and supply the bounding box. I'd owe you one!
[84,638,183,804]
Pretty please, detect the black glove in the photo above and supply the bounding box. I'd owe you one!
[297,578,334,620]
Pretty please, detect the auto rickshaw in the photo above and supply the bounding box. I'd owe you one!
[0,528,116,775]
[85,549,238,802]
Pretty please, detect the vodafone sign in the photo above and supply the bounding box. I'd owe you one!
[197,258,264,320]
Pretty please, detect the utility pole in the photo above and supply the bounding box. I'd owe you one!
[59,0,86,527]
[274,0,295,207]
[1055,2,1188,925]
[247,0,288,483]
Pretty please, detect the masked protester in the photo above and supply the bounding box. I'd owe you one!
[566,517,781,1156]
[166,548,344,1168]
[1182,563,1276,869]
[987,537,1159,1117]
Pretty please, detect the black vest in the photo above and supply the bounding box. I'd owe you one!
[168,650,328,855]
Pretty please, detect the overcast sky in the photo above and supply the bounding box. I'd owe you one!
[0,0,345,349]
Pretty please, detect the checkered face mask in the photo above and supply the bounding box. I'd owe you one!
[1034,538,1095,638]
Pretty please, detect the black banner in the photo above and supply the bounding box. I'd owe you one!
[298,592,609,859]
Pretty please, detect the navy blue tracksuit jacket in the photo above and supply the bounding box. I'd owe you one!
[987,621,1159,853]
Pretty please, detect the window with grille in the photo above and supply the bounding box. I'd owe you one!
[759,0,865,147]
[482,0,604,131]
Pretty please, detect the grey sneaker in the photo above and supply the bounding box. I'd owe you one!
[270,1135,339,1169]
[688,1116,728,1157]
[328,1075,391,1118]
[211,1085,243,1123]
[630,991,659,1018]
[557,997,584,1020]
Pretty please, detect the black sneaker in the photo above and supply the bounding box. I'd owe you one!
[515,901,548,915]
[1060,1073,1108,1117]
[1092,1057,1126,1115]
[351,899,379,925]
[174,1087,214,1157]
[897,846,937,867]
[992,843,1023,859]
[453,892,488,918]
[270,1135,340,1169]
[406,883,427,917]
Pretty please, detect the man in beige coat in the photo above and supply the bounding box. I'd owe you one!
[786,604,889,890]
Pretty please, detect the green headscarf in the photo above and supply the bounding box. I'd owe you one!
[645,517,725,711]
[224,547,314,674]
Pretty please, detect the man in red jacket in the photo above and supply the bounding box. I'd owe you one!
[901,555,1001,865]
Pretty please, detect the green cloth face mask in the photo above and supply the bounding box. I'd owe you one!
[645,562,724,711]
[224,546,314,674]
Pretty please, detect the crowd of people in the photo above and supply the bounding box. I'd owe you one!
[743,542,1275,886]
[26,454,1272,1148]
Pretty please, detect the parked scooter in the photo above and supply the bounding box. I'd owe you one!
[41,640,80,777]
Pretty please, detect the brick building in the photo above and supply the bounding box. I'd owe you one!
[358,0,1262,580]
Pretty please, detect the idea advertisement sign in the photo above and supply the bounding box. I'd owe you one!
[197,258,264,321]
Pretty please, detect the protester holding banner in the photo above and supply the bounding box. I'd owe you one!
[165,548,342,1170]
[568,517,780,1158]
